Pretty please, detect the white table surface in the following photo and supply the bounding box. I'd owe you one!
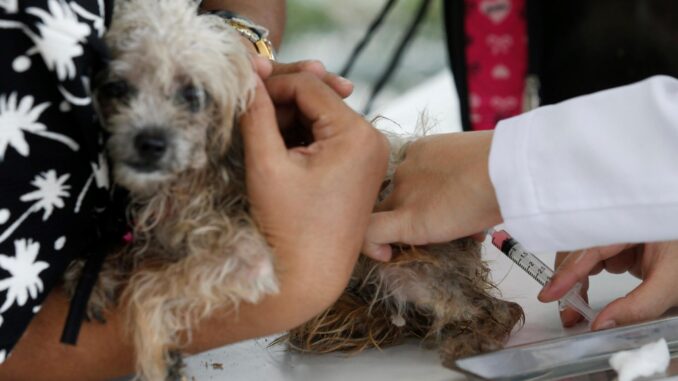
[184,245,640,381]
[184,71,642,380]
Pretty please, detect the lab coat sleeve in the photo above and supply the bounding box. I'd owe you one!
[489,75,678,252]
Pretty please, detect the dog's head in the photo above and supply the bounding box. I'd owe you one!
[95,0,255,195]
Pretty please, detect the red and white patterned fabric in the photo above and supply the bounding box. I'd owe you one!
[464,0,528,130]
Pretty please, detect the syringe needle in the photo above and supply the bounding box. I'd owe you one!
[561,285,598,322]
[489,228,598,323]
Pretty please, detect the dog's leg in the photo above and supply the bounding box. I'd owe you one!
[438,295,523,366]
[284,285,413,353]
[126,228,277,380]
[427,264,524,361]
[284,251,439,353]
[165,350,185,381]
[285,240,524,358]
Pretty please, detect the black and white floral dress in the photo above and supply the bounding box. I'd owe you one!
[0,0,115,361]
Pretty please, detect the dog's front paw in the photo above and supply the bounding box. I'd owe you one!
[439,330,502,366]
[165,350,186,381]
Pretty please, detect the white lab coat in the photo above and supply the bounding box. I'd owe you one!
[489,75,678,252]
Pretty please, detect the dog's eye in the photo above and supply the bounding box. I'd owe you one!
[178,85,206,112]
[99,80,130,99]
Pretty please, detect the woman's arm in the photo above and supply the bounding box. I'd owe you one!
[0,73,388,381]
[363,75,678,259]
[490,75,678,251]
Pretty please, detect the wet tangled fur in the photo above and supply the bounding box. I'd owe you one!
[63,0,523,378]
[281,135,525,365]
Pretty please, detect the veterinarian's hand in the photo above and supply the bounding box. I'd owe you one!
[539,241,678,330]
[240,73,389,313]
[362,131,502,261]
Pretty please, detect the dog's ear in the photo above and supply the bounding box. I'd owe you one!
[200,15,256,159]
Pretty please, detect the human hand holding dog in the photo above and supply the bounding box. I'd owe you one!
[252,57,354,148]
[252,56,354,134]
[362,131,502,261]
[538,241,678,330]
[268,59,353,98]
[239,73,389,325]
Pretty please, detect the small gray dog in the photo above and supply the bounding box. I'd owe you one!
[67,0,277,379]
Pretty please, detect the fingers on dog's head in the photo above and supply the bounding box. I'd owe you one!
[266,73,354,121]
[240,77,286,160]
[272,60,327,77]
[272,61,352,98]
[252,55,273,79]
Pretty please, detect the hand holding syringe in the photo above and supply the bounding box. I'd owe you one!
[488,228,598,322]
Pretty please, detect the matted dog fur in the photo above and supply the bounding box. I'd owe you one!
[63,0,523,379]
[65,0,277,380]
[279,136,524,366]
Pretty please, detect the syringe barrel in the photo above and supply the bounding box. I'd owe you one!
[490,230,554,286]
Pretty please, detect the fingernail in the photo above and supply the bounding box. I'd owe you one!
[301,60,325,73]
[303,59,323,66]
[538,281,552,300]
[373,245,392,262]
[596,320,616,330]
[252,56,272,75]
[337,76,353,87]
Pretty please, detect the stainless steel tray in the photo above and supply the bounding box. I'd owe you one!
[451,316,678,381]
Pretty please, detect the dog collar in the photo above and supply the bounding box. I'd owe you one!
[206,10,276,61]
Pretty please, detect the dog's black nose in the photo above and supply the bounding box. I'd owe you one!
[134,130,168,162]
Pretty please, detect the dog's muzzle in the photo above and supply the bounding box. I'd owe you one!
[124,128,170,172]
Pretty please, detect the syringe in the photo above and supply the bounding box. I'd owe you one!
[488,228,598,322]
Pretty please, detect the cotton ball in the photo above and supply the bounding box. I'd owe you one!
[609,338,670,381]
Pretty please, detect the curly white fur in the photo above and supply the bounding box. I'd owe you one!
[69,1,279,379]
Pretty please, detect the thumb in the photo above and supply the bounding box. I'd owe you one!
[592,273,676,330]
[362,210,417,261]
[251,55,273,79]
[362,241,393,262]
[240,77,286,163]
[539,245,632,302]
